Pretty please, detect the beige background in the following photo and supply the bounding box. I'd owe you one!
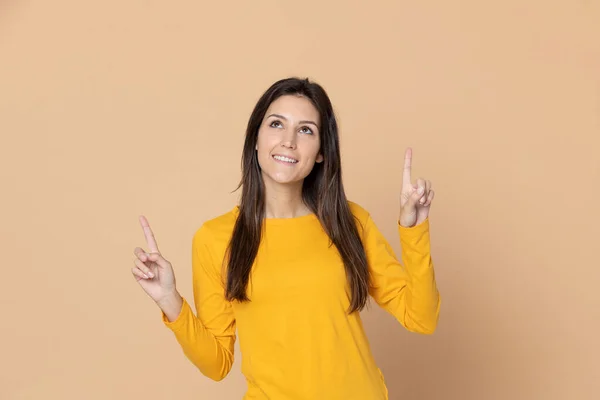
[1,1,599,399]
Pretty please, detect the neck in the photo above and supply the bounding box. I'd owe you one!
[262,179,310,219]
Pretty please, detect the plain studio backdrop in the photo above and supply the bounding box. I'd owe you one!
[1,1,598,399]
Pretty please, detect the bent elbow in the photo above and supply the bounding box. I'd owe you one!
[207,370,229,382]
[417,322,438,335]
[201,361,233,382]
[418,297,441,334]
[403,317,438,334]
[191,348,235,382]
[401,317,438,335]
[403,304,440,335]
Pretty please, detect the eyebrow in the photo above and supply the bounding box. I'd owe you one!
[267,113,319,128]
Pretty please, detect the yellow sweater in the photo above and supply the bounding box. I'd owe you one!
[163,201,440,399]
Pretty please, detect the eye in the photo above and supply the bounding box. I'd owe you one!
[269,120,283,128]
[299,126,314,135]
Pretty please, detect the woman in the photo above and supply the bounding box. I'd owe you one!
[132,77,440,399]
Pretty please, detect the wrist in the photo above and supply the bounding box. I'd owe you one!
[156,289,182,311]
[398,215,415,228]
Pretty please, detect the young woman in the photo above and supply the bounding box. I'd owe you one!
[132,77,440,399]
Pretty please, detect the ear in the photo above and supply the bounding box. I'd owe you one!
[316,153,324,163]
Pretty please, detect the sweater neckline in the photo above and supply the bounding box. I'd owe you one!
[232,205,318,226]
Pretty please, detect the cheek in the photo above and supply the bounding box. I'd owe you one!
[305,140,322,161]
[256,133,276,167]
[256,129,278,150]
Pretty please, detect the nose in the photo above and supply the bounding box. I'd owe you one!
[280,128,297,149]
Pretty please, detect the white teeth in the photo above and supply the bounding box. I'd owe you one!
[273,155,298,163]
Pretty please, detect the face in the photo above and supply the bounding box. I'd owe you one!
[255,94,324,187]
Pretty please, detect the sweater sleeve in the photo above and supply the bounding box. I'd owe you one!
[161,224,236,381]
[363,214,441,334]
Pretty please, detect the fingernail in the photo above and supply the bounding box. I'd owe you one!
[418,187,424,194]
[143,274,149,279]
[147,272,154,278]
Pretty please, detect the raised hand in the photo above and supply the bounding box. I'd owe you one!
[132,215,178,305]
[399,148,435,227]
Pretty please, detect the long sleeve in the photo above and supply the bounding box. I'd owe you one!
[162,224,236,381]
[363,213,441,334]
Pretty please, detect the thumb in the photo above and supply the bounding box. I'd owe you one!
[405,186,424,211]
[148,252,170,269]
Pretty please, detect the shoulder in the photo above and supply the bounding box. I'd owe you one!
[346,200,373,231]
[192,205,239,247]
[347,200,370,218]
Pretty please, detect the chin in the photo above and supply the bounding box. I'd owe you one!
[264,171,304,186]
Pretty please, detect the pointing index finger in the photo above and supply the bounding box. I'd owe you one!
[403,147,413,185]
[139,215,160,254]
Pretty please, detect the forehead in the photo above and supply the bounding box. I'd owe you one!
[266,95,320,125]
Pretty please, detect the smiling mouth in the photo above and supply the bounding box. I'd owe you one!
[272,155,298,164]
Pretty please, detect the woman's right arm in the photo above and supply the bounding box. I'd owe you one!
[133,217,236,382]
[161,224,236,381]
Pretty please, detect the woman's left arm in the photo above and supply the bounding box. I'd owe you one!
[364,147,441,334]
[364,214,441,334]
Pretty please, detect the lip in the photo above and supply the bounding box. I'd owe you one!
[272,154,298,165]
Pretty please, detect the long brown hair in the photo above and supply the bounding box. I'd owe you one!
[224,77,369,313]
